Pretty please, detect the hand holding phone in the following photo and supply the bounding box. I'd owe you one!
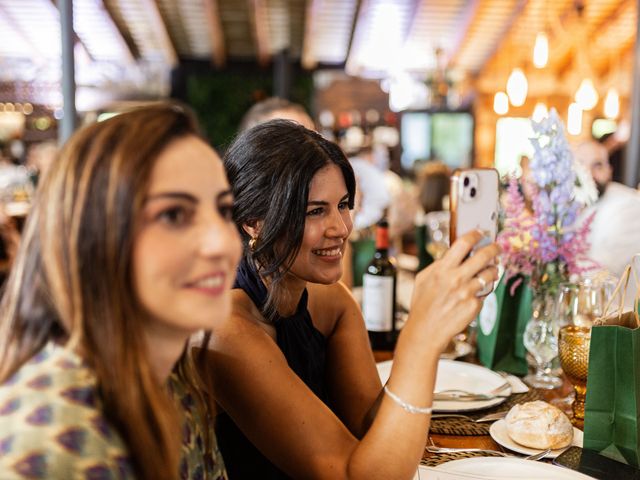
[449,168,499,296]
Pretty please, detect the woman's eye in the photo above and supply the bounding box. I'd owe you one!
[157,206,191,226]
[338,201,350,211]
[219,203,234,221]
[306,207,323,217]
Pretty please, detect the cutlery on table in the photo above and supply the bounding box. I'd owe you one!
[433,381,511,401]
[430,411,508,423]
[425,445,551,461]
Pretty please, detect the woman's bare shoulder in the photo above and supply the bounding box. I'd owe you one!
[211,289,274,344]
[307,281,361,336]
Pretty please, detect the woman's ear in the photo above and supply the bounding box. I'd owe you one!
[242,220,263,240]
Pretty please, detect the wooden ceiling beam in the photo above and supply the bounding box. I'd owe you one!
[301,0,320,69]
[139,0,178,67]
[475,0,529,78]
[0,3,45,60]
[248,0,271,66]
[101,0,140,62]
[447,0,481,68]
[47,0,96,62]
[204,0,226,68]
[552,0,634,79]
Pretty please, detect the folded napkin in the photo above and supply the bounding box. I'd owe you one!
[505,374,529,394]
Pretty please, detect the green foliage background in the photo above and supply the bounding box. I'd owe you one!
[184,65,313,152]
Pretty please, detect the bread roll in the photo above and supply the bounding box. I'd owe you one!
[505,401,573,449]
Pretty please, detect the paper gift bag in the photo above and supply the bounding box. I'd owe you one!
[476,274,531,375]
[584,262,640,467]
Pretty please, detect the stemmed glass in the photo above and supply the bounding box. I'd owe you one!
[523,293,563,389]
[556,280,614,425]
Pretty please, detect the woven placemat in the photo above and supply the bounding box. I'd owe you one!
[421,450,506,467]
[429,390,544,436]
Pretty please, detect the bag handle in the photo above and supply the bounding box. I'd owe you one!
[602,265,631,321]
[633,255,640,327]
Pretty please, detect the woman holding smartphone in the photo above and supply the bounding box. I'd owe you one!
[0,103,240,478]
[204,119,500,479]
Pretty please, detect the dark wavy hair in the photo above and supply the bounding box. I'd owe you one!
[224,119,356,319]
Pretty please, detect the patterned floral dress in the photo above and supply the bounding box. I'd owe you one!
[0,343,228,479]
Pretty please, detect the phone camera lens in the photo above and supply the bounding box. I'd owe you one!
[463,176,470,187]
[470,187,477,197]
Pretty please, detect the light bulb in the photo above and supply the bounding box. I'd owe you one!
[494,91,509,115]
[604,87,620,119]
[575,79,599,111]
[533,33,548,68]
[506,68,528,107]
[532,102,548,122]
[567,102,583,136]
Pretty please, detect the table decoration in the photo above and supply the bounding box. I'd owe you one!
[497,109,596,389]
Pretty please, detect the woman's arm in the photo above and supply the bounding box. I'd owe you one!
[308,281,382,439]
[208,230,498,479]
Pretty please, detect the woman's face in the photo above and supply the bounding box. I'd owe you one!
[133,135,242,337]
[287,164,353,285]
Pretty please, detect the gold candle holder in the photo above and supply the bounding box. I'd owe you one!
[558,325,591,426]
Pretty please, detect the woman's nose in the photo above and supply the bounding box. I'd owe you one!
[326,209,350,238]
[200,217,241,259]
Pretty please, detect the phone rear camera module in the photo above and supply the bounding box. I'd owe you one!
[470,187,477,198]
[463,176,470,187]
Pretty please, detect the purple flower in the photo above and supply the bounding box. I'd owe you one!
[498,108,594,295]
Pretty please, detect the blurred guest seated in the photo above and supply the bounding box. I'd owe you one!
[575,140,640,282]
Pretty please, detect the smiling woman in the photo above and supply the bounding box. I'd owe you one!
[204,119,500,479]
[0,103,240,479]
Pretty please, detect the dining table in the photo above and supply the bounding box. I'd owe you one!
[373,348,577,462]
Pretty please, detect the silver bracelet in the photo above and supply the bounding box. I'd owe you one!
[383,385,433,415]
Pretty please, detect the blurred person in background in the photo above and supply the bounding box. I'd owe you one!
[575,139,640,281]
[204,119,499,479]
[239,97,315,132]
[415,161,451,269]
[0,103,239,478]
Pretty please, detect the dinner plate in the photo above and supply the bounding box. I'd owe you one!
[489,419,584,459]
[420,456,596,479]
[376,359,511,412]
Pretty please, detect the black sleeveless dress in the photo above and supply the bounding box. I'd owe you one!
[216,258,329,479]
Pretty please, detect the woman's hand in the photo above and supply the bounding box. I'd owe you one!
[403,229,500,353]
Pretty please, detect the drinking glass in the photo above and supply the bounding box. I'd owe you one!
[558,325,591,426]
[523,293,563,389]
[555,280,614,425]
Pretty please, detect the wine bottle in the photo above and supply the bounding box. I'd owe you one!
[362,219,397,350]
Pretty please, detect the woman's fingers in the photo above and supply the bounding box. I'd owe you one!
[440,230,485,267]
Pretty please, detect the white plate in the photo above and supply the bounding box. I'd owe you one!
[376,359,511,412]
[420,456,596,479]
[489,419,583,459]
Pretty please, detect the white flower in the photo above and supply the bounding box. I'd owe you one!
[572,158,598,206]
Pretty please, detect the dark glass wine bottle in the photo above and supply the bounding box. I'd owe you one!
[362,219,397,350]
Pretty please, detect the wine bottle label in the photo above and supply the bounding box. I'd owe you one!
[362,274,394,332]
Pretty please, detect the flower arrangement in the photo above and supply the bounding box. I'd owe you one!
[498,109,596,298]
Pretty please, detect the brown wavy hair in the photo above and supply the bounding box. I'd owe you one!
[0,102,203,479]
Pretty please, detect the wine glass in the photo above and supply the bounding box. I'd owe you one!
[556,280,614,425]
[523,293,563,389]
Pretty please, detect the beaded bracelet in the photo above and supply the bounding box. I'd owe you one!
[383,385,433,415]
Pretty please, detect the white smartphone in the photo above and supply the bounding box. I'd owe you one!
[449,168,499,295]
